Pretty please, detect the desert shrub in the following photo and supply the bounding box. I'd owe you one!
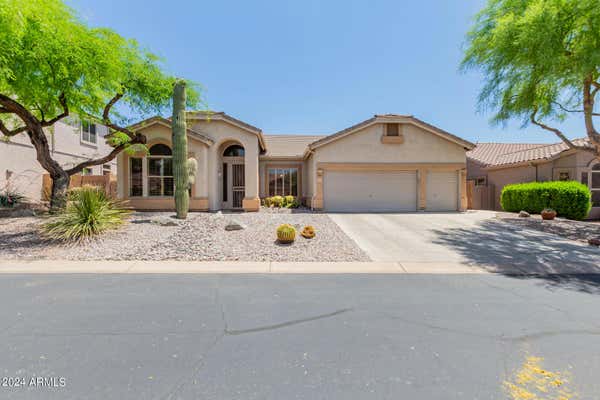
[269,196,284,207]
[500,181,591,220]
[42,186,131,241]
[264,195,300,208]
[0,187,25,208]
[276,223,296,243]
[283,195,300,208]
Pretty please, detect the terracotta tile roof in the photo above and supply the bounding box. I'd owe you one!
[468,138,591,167]
[262,134,325,158]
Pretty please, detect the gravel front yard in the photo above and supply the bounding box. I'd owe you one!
[497,212,600,244]
[0,209,369,261]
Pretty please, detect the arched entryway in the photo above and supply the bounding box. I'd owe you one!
[221,143,245,209]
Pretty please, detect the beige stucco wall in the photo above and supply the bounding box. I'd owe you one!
[308,122,468,208]
[117,119,261,211]
[481,150,600,213]
[191,120,260,211]
[487,165,537,210]
[1,120,116,201]
[466,159,487,181]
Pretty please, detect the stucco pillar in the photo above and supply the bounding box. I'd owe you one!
[207,145,220,210]
[459,169,467,211]
[417,168,427,210]
[312,168,324,210]
[242,140,260,212]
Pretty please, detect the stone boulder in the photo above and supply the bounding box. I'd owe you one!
[225,220,246,231]
[518,210,530,218]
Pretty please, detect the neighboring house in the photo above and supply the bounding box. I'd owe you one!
[116,112,474,212]
[467,139,600,219]
[0,117,116,200]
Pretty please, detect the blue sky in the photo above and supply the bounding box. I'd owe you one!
[70,0,583,144]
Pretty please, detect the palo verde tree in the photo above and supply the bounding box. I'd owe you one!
[462,0,600,157]
[0,0,200,210]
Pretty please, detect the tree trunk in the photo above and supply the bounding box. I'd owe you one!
[49,171,70,212]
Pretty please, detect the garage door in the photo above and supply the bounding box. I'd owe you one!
[426,171,458,211]
[324,170,417,212]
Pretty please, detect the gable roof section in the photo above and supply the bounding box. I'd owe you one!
[127,116,214,146]
[262,134,326,159]
[186,111,266,152]
[307,114,475,154]
[468,138,591,168]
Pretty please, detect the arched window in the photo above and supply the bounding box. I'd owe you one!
[147,144,173,196]
[223,144,245,157]
[149,144,172,156]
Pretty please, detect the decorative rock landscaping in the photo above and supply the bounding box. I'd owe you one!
[0,210,369,262]
[497,212,600,245]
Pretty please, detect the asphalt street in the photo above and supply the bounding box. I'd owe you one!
[0,273,599,399]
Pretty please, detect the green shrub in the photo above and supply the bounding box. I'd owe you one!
[500,181,591,220]
[42,186,131,241]
[0,187,25,208]
[283,195,299,208]
[271,195,284,207]
[263,195,300,208]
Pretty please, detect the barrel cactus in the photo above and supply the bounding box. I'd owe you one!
[300,225,315,239]
[172,79,189,219]
[276,224,296,244]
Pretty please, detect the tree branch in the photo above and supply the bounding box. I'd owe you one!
[552,101,600,116]
[530,109,589,151]
[41,93,69,126]
[0,119,29,137]
[101,93,137,139]
[65,135,144,175]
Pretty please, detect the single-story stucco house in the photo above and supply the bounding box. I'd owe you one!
[467,138,600,219]
[116,112,474,212]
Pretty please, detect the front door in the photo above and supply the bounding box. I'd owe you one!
[222,160,245,209]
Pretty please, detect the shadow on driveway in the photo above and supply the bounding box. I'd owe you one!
[431,218,600,294]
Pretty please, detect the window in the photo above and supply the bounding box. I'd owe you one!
[130,158,143,197]
[81,167,93,176]
[475,177,487,186]
[147,144,173,196]
[223,145,245,157]
[558,172,570,181]
[103,164,111,176]
[581,172,589,186]
[268,168,298,196]
[385,123,400,136]
[81,120,97,144]
[592,164,600,207]
[222,163,228,202]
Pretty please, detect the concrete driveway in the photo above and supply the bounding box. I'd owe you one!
[329,211,600,273]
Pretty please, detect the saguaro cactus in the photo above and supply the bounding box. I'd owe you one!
[172,80,189,219]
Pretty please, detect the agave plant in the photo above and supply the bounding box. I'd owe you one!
[42,186,131,241]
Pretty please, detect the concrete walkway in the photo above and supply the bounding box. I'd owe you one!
[0,260,598,274]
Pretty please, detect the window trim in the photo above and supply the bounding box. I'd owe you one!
[146,144,174,197]
[80,120,98,145]
[264,164,301,198]
[129,157,143,197]
[581,164,600,208]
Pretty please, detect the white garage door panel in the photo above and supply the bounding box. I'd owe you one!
[324,170,417,212]
[426,171,458,211]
